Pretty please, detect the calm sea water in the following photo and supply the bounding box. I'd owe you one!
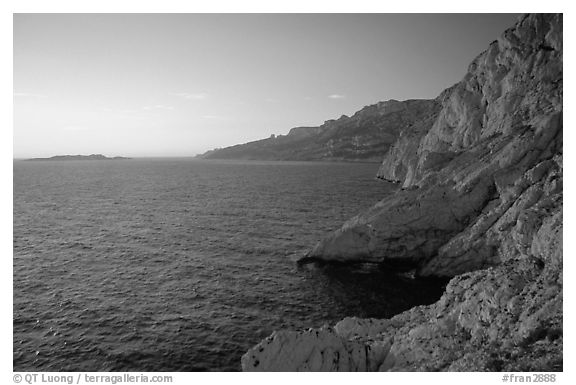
[13,159,446,371]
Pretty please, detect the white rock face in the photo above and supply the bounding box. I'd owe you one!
[301,13,562,278]
[245,230,562,371]
[245,14,563,372]
[241,326,390,371]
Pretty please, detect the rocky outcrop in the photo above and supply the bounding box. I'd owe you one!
[245,246,562,371]
[301,13,562,277]
[241,326,392,371]
[243,14,562,371]
[200,99,440,162]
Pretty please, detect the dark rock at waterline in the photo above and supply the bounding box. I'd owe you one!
[243,13,563,372]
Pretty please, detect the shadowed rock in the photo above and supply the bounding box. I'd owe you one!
[243,14,563,372]
[300,13,562,278]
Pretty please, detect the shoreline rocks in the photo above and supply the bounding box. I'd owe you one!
[243,13,562,371]
[244,247,562,371]
[301,13,562,276]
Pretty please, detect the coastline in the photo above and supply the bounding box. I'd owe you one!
[241,13,563,372]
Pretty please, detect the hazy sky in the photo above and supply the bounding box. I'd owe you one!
[14,13,519,158]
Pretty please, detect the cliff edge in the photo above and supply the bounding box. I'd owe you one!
[242,14,562,371]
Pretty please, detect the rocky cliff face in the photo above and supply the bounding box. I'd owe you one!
[302,13,562,277]
[243,14,562,371]
[200,99,440,162]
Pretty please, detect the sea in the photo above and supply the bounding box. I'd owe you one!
[13,158,447,371]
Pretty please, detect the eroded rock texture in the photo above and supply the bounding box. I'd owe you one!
[302,13,562,277]
[244,230,562,371]
[244,14,562,371]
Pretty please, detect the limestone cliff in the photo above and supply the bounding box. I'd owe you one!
[200,99,440,162]
[302,13,562,277]
[243,14,562,371]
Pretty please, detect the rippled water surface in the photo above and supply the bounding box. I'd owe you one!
[14,159,446,371]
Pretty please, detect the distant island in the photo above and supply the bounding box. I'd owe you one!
[26,154,131,161]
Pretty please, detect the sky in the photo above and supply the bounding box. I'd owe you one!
[13,13,520,158]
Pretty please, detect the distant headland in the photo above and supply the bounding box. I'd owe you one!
[26,154,131,161]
